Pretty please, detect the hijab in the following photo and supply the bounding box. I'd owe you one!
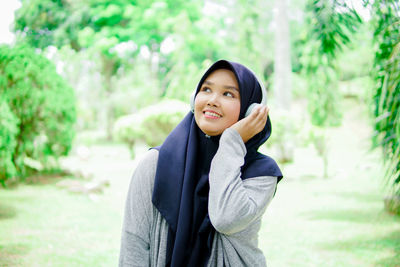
[152,60,283,266]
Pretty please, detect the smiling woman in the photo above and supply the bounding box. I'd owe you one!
[119,59,283,267]
[194,69,241,136]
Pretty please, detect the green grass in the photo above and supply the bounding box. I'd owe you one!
[2,162,398,267]
[260,173,400,267]
[259,98,400,267]
[1,99,399,266]
[0,180,123,267]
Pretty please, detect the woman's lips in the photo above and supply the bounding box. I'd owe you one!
[203,110,222,119]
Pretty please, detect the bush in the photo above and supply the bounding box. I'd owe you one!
[0,44,76,181]
[0,101,19,185]
[113,99,189,158]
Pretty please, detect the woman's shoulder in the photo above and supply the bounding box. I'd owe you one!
[135,148,159,170]
[130,149,160,188]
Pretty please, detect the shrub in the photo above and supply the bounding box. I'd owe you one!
[0,101,19,185]
[0,44,76,181]
[113,99,189,158]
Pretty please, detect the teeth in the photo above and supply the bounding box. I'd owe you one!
[205,111,221,118]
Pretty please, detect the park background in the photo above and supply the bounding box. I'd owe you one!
[0,0,399,266]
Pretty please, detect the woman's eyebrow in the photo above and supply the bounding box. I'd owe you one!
[203,80,239,92]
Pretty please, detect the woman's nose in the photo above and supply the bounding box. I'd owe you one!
[207,93,219,106]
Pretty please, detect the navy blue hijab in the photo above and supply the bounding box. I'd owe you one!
[152,60,283,267]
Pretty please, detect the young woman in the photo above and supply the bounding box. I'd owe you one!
[119,60,283,267]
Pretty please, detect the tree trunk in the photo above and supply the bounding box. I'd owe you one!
[274,0,292,109]
[273,0,294,163]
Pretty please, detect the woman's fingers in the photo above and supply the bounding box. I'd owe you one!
[250,105,261,118]
[256,106,268,130]
[254,106,268,124]
[230,105,270,143]
[244,106,266,134]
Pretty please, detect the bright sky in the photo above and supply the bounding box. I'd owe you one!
[0,0,21,44]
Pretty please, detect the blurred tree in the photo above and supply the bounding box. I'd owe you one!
[368,0,400,199]
[0,45,76,183]
[301,0,399,187]
[302,0,361,177]
[13,0,203,139]
[0,100,19,185]
[303,0,361,127]
[13,0,286,151]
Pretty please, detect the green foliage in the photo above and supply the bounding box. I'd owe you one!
[369,0,400,195]
[0,45,76,181]
[13,0,210,138]
[0,101,19,184]
[113,99,189,157]
[13,0,69,49]
[12,0,274,99]
[12,0,281,141]
[13,0,203,58]
[307,0,361,61]
[302,0,361,127]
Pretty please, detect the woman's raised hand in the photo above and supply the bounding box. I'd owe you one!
[229,105,269,143]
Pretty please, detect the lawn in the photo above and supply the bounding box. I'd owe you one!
[0,178,122,266]
[0,144,135,267]
[260,99,400,267]
[261,167,400,267]
[1,99,399,266]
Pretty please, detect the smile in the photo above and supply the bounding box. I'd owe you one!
[204,111,222,118]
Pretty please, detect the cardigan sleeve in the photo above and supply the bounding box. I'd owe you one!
[208,128,277,235]
[119,149,159,267]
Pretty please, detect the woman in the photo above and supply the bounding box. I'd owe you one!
[119,60,283,266]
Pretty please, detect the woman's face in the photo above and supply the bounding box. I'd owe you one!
[194,69,241,136]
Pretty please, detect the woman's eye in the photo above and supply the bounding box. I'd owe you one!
[202,87,211,92]
[224,92,234,97]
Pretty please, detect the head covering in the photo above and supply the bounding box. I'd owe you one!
[152,60,283,266]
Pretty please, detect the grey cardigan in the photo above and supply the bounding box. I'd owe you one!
[119,128,277,267]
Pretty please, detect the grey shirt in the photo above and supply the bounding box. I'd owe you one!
[119,128,277,267]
